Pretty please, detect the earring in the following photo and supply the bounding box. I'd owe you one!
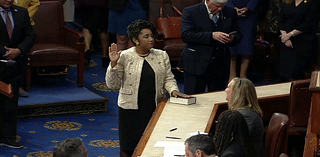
[136,42,139,46]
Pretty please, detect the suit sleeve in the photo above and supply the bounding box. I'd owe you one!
[17,9,35,55]
[226,0,235,9]
[225,8,242,47]
[181,7,214,45]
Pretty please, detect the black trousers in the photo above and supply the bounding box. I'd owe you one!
[183,58,229,94]
[0,75,19,141]
[0,61,21,141]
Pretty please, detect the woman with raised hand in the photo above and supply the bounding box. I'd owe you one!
[105,19,189,157]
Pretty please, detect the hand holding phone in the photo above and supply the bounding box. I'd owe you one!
[228,31,237,35]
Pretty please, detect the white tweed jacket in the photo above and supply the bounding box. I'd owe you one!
[105,47,179,109]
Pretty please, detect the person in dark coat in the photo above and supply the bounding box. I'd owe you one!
[278,0,317,81]
[179,0,242,94]
[0,0,35,148]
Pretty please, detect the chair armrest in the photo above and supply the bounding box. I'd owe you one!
[62,26,85,51]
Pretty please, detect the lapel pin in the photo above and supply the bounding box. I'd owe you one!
[14,9,17,12]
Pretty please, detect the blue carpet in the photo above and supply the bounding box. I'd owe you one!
[1,113,120,157]
[2,49,121,156]
[19,78,104,105]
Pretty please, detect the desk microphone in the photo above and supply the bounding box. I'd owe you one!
[0,59,16,67]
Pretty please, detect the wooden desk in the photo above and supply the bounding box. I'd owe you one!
[133,82,291,157]
[303,71,320,157]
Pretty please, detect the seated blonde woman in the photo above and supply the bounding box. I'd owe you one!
[225,77,266,157]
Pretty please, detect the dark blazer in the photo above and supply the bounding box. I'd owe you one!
[221,141,246,157]
[179,3,242,75]
[0,5,34,84]
[238,109,266,157]
[0,5,34,59]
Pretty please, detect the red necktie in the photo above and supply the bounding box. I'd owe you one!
[4,9,13,39]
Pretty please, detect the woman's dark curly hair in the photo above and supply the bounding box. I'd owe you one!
[213,110,255,157]
[127,19,157,46]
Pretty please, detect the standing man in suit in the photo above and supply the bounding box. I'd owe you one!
[179,0,242,94]
[0,0,34,148]
[14,0,40,97]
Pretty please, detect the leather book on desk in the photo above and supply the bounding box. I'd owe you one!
[169,96,196,105]
[0,81,13,98]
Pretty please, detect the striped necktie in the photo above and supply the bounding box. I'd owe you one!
[211,13,219,24]
[4,9,13,39]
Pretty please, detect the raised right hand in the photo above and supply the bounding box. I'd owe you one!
[109,43,121,67]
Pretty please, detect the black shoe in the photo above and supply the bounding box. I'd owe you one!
[0,139,23,149]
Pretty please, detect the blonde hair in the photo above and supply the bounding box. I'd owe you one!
[228,77,263,117]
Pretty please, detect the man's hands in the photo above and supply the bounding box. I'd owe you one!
[3,46,21,60]
[212,32,234,44]
[108,43,122,68]
[235,7,249,17]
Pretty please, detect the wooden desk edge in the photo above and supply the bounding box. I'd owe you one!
[132,98,168,157]
[303,103,317,157]
[205,104,220,133]
[310,71,320,91]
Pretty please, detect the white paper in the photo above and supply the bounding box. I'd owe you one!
[163,145,185,157]
[188,132,208,136]
[154,141,185,147]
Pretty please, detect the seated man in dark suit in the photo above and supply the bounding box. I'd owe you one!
[0,0,35,148]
